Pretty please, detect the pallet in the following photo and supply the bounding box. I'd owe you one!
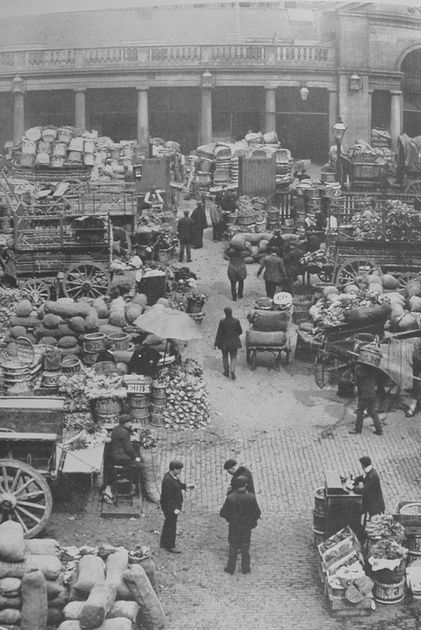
[100,492,142,519]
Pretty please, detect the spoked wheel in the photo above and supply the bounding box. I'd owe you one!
[20,279,51,306]
[63,261,110,299]
[336,258,379,289]
[397,271,421,295]
[405,180,421,196]
[0,459,52,538]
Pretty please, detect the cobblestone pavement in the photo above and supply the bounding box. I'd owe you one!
[49,224,421,629]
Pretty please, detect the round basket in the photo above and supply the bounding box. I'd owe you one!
[107,332,130,351]
[41,371,60,388]
[82,350,99,366]
[255,220,266,233]
[92,361,118,376]
[84,333,106,353]
[96,412,120,425]
[0,337,35,367]
[61,355,81,374]
[94,397,122,416]
[42,346,62,372]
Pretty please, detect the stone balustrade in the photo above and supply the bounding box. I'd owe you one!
[0,43,336,74]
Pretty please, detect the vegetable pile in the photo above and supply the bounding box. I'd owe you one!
[365,514,406,544]
[157,359,210,429]
[369,539,407,560]
[0,288,22,337]
[352,201,421,242]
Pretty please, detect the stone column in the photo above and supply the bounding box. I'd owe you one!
[137,88,149,151]
[264,87,276,135]
[390,90,403,147]
[200,70,213,144]
[74,89,86,129]
[328,89,339,145]
[12,75,25,146]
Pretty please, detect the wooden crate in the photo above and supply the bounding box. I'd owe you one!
[327,586,373,618]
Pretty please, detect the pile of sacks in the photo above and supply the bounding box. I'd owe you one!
[59,545,165,630]
[0,521,66,629]
[5,294,154,365]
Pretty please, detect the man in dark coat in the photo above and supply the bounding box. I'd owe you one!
[267,229,285,257]
[223,458,255,495]
[220,475,261,574]
[190,202,207,249]
[354,455,385,522]
[257,248,288,299]
[160,460,194,553]
[111,414,140,469]
[214,307,243,380]
[177,210,193,263]
[349,362,383,435]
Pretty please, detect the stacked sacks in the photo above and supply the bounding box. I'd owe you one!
[6,295,149,368]
[62,546,165,630]
[0,521,66,629]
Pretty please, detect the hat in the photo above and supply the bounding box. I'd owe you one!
[224,459,237,470]
[359,455,371,468]
[119,413,132,425]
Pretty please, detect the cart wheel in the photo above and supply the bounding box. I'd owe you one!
[313,351,342,389]
[250,351,257,371]
[405,180,421,196]
[63,261,110,299]
[336,258,379,289]
[20,279,51,306]
[0,459,52,538]
[397,271,421,295]
[317,267,333,283]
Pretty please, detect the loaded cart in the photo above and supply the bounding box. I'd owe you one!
[245,293,292,371]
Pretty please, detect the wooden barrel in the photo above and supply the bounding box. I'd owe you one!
[95,397,122,416]
[151,384,166,408]
[313,487,326,516]
[107,332,130,351]
[150,404,164,426]
[82,349,99,366]
[61,355,81,374]
[407,535,421,552]
[84,333,106,353]
[312,510,326,532]
[312,527,327,547]
[129,393,150,423]
[41,371,60,388]
[373,579,405,604]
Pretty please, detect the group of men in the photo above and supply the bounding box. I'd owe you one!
[159,458,260,575]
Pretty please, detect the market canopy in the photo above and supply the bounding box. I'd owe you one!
[133,305,203,341]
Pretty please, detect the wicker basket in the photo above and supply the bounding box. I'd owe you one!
[61,355,81,374]
[0,337,35,367]
[107,332,130,351]
[94,397,122,416]
[255,220,266,233]
[157,246,175,263]
[84,332,106,352]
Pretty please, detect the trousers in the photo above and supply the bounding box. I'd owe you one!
[226,525,251,573]
[222,349,238,376]
[355,397,382,433]
[160,512,178,549]
[265,280,281,299]
[179,241,192,262]
[230,279,244,300]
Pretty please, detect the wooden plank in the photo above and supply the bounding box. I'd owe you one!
[0,432,57,441]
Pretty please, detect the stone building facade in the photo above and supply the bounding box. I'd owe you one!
[0,2,420,160]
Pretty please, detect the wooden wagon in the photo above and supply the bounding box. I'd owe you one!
[340,156,383,191]
[330,237,421,291]
[4,212,112,304]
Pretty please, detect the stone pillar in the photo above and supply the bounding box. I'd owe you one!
[264,87,276,135]
[137,88,149,151]
[74,89,86,129]
[328,89,339,145]
[200,71,213,144]
[12,75,25,146]
[390,90,403,147]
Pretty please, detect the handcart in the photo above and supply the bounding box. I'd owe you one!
[245,294,292,371]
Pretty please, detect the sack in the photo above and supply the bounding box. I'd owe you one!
[25,539,60,557]
[73,555,105,593]
[0,578,21,597]
[246,330,287,347]
[123,565,166,630]
[250,310,290,332]
[20,570,48,630]
[139,447,160,504]
[0,555,62,580]
[0,522,25,562]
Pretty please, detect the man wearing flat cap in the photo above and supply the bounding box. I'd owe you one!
[220,475,261,574]
[354,455,385,525]
[223,459,255,495]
